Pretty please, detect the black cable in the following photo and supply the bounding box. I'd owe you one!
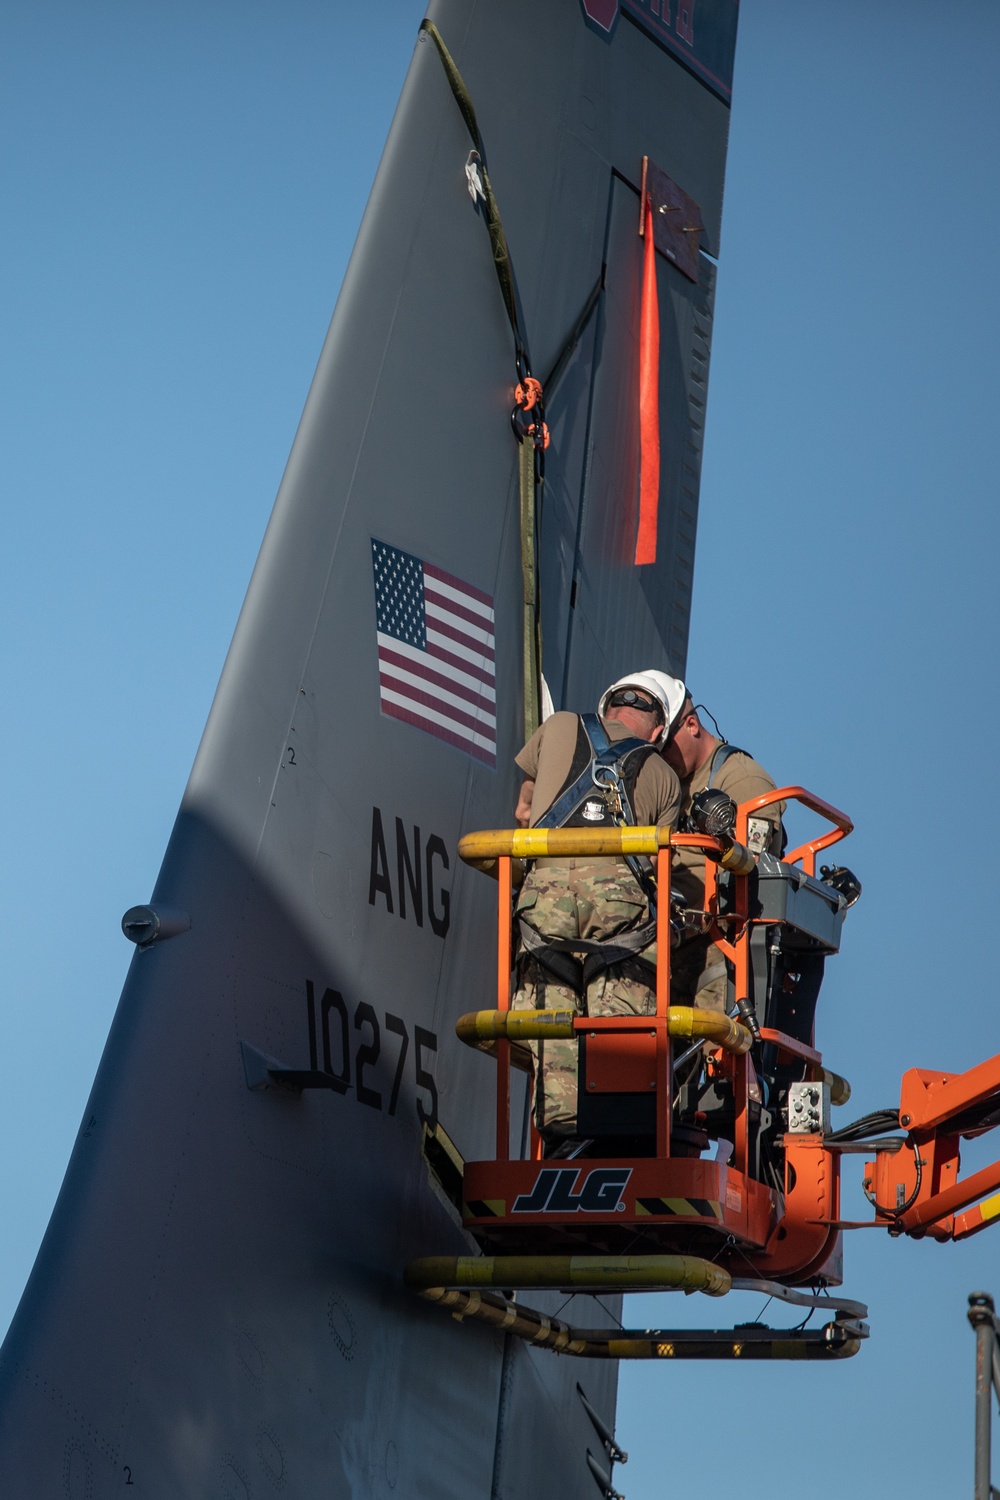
[822,1107,922,1220]
[691,703,725,740]
[592,1296,624,1330]
[543,272,604,399]
[825,1108,900,1143]
[759,1134,785,1198]
[862,1135,923,1219]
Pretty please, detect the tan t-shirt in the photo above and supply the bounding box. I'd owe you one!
[672,744,783,908]
[515,711,680,829]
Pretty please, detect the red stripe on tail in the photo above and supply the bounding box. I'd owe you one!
[635,195,660,566]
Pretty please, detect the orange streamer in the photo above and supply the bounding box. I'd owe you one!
[635,195,660,565]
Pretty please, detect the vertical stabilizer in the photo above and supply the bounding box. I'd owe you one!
[0,4,737,1494]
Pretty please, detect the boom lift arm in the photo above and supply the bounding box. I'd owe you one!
[865,1054,1000,1242]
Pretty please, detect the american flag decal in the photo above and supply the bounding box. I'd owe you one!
[371,539,497,767]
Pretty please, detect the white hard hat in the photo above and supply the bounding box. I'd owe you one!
[598,670,689,747]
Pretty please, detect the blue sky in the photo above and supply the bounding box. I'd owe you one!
[2,3,999,1495]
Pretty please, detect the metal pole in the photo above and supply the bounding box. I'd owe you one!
[968,1292,996,1500]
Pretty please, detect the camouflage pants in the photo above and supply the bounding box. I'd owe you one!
[512,861,656,1140]
[669,933,730,1093]
[670,934,729,1014]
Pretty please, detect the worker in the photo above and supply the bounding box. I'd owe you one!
[657,676,782,1014]
[512,671,681,1153]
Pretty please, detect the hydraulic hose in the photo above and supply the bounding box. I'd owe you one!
[825,1108,900,1143]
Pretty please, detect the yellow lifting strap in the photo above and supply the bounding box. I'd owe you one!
[455,1006,753,1056]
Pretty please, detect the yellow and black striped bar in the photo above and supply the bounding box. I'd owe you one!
[408,1283,864,1360]
[635,1196,724,1221]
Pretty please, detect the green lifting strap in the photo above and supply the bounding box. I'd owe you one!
[519,435,541,741]
[419,19,524,368]
[419,18,542,743]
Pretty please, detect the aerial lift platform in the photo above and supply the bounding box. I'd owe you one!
[407,789,1000,1364]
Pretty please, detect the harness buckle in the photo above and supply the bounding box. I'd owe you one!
[591,762,625,822]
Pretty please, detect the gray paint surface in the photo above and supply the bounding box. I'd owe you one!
[0,2,736,1494]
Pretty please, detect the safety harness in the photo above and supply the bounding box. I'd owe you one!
[685,742,746,822]
[518,715,661,989]
[536,714,656,830]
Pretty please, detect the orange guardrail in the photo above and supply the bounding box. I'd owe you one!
[460,789,853,1173]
